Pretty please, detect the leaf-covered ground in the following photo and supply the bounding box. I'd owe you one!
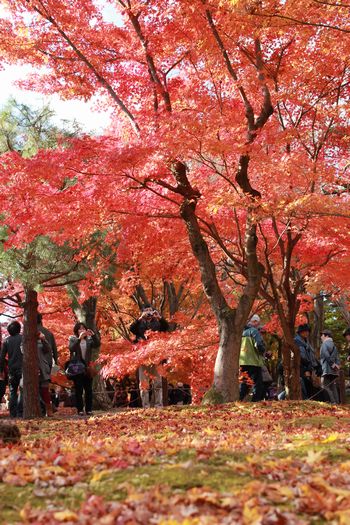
[1,402,350,524]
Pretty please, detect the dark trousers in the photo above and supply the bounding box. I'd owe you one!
[73,375,93,413]
[322,375,339,404]
[240,365,263,402]
[301,375,313,400]
[9,372,21,417]
[0,379,7,402]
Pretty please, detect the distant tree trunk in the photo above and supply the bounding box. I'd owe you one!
[276,315,301,400]
[22,287,41,419]
[311,293,324,354]
[73,296,112,410]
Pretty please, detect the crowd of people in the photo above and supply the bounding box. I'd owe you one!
[239,315,349,403]
[0,315,101,418]
[0,309,191,417]
[0,307,348,418]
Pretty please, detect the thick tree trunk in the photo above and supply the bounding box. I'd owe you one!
[74,297,112,410]
[22,288,41,419]
[175,162,263,403]
[213,312,239,401]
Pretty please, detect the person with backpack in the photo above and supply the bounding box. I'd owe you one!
[320,329,340,404]
[0,321,22,417]
[67,322,100,416]
[239,314,266,402]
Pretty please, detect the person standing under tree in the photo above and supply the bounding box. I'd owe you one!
[0,321,22,418]
[239,314,266,402]
[130,306,169,408]
[37,330,54,416]
[68,322,100,416]
[37,313,58,365]
[320,329,340,404]
[295,324,321,400]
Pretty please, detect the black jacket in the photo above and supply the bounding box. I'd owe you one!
[130,318,169,341]
[69,332,100,365]
[295,334,320,376]
[0,334,23,375]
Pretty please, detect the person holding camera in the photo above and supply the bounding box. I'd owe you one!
[320,329,340,404]
[68,322,100,416]
[130,306,169,408]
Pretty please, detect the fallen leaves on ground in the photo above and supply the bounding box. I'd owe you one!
[1,402,350,523]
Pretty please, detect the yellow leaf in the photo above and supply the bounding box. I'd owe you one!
[53,510,78,522]
[322,433,339,443]
[203,427,216,435]
[243,499,264,525]
[329,510,350,525]
[90,469,111,483]
[305,449,324,465]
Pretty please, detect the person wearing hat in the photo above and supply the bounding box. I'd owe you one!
[239,314,266,402]
[295,324,320,400]
[320,329,340,404]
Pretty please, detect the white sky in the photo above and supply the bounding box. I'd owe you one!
[0,64,112,133]
[0,1,123,133]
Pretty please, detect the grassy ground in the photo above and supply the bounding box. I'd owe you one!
[1,402,350,524]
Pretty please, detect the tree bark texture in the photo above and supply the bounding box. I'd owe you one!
[282,335,301,400]
[311,294,324,355]
[22,288,41,419]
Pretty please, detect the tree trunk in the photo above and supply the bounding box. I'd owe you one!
[311,293,324,354]
[282,333,301,400]
[73,296,112,410]
[22,287,41,419]
[174,162,263,403]
[213,311,238,401]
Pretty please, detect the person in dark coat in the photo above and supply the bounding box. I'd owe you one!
[130,307,169,408]
[0,321,22,417]
[37,331,53,416]
[37,313,58,365]
[295,324,320,400]
[68,322,100,416]
[130,307,169,341]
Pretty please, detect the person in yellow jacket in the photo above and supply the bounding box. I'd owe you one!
[239,314,266,401]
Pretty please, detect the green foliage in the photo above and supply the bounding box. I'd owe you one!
[0,236,84,289]
[0,98,80,157]
[324,300,348,356]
